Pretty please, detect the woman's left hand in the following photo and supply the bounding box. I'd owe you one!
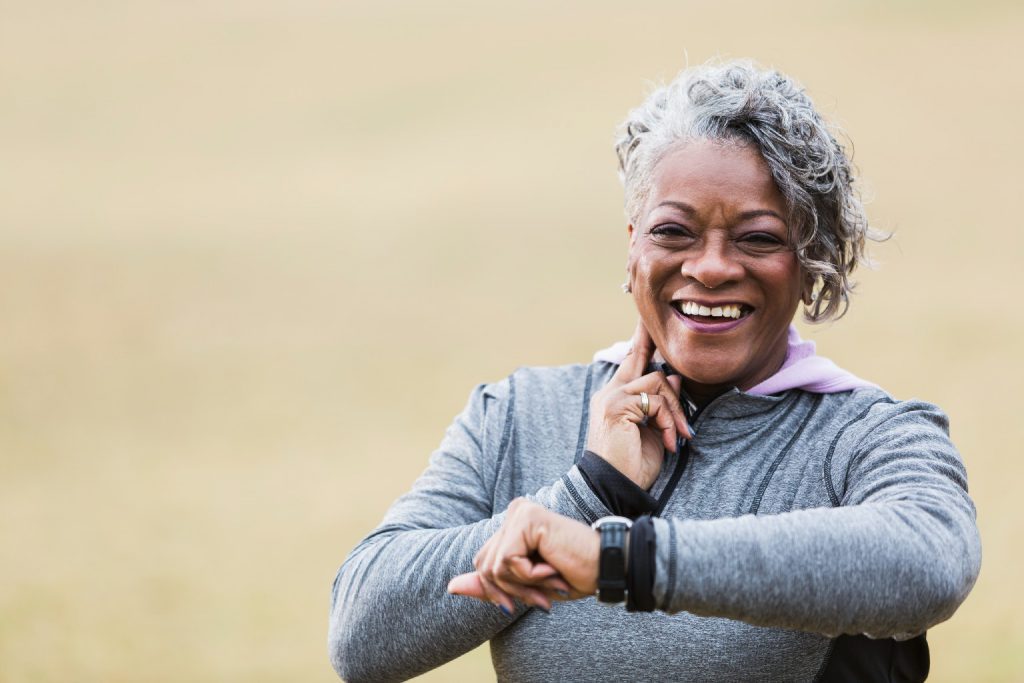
[448,499,598,613]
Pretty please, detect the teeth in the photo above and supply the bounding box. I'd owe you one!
[678,302,746,319]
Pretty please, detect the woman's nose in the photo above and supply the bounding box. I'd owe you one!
[681,240,744,289]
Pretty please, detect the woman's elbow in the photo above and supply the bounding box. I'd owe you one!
[327,621,352,681]
[328,608,382,683]
[328,631,361,682]
[328,600,355,681]
[328,573,383,683]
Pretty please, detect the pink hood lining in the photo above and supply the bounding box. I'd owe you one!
[591,325,876,395]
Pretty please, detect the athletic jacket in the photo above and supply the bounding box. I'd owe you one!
[328,335,980,682]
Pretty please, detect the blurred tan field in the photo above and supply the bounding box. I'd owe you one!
[1,0,1023,681]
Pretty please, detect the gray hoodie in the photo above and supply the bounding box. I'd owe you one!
[328,360,980,682]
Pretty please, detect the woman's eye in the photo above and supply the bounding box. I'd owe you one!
[649,224,694,242]
[739,232,786,250]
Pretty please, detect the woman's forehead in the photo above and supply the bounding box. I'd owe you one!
[645,140,785,218]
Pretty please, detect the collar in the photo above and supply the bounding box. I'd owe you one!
[592,325,876,395]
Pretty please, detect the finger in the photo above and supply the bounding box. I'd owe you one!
[510,560,573,600]
[492,575,553,612]
[474,533,515,615]
[543,585,590,601]
[493,556,554,611]
[491,557,552,609]
[665,374,693,439]
[472,536,491,570]
[610,320,656,386]
[666,374,683,400]
[507,559,573,598]
[644,394,680,452]
[473,526,503,579]
[626,372,693,440]
[447,572,487,600]
[518,559,559,581]
[506,558,572,599]
[478,574,517,616]
[508,555,553,583]
[538,573,573,599]
[448,572,519,616]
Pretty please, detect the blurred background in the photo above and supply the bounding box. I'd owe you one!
[1,0,1022,680]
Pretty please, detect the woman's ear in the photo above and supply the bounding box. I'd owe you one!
[801,277,818,306]
[800,271,816,306]
[623,224,638,294]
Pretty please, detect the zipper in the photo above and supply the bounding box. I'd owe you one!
[652,362,700,515]
[655,438,688,515]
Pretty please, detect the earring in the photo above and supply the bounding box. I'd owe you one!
[621,281,631,294]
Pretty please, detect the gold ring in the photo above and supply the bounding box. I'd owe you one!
[639,392,650,417]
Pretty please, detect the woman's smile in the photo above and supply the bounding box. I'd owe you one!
[627,138,803,396]
[671,298,751,333]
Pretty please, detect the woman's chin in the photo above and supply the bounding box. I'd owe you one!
[663,358,746,391]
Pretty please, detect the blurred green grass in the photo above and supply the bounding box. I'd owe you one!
[1,1,1022,681]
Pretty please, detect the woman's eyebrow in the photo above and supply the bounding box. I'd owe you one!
[654,200,697,214]
[738,209,784,221]
[654,202,784,223]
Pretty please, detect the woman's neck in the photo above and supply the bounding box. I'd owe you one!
[676,341,791,411]
[678,379,731,411]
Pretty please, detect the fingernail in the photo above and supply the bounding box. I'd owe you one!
[498,604,512,617]
[689,423,697,436]
[555,589,570,599]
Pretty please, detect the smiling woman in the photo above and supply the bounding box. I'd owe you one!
[328,60,980,682]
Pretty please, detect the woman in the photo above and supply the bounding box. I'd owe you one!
[329,61,980,682]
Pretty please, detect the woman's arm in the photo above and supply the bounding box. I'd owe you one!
[652,399,981,637]
[454,400,981,639]
[327,379,612,683]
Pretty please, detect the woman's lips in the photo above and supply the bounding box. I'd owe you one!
[671,304,751,333]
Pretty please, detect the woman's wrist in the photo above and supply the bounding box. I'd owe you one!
[578,450,659,518]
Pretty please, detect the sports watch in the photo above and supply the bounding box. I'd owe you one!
[590,515,632,604]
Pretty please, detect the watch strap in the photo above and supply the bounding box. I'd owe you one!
[591,516,632,604]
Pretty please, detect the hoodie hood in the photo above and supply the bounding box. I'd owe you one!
[592,325,876,395]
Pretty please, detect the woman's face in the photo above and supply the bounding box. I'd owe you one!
[627,138,803,393]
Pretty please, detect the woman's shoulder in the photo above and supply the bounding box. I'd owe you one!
[815,385,953,440]
[477,361,617,403]
[460,362,620,441]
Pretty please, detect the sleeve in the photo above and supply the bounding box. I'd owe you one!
[327,377,613,683]
[650,399,982,638]
[577,450,659,519]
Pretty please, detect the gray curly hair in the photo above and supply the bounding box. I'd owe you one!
[615,60,881,322]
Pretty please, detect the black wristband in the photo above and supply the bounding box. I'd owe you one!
[625,515,656,612]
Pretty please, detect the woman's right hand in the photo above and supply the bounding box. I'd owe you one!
[448,499,595,613]
[586,321,692,490]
